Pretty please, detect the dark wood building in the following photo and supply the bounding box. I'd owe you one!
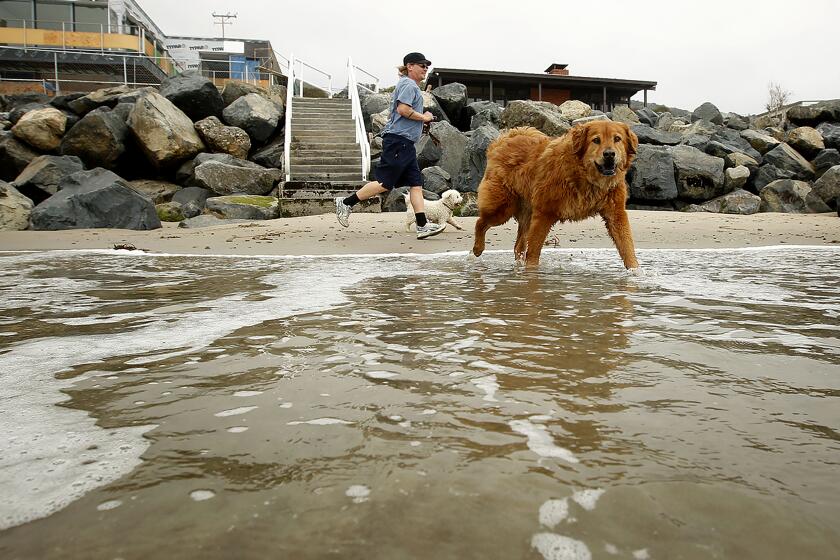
[430,63,656,112]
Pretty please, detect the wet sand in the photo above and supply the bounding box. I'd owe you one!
[0,211,838,255]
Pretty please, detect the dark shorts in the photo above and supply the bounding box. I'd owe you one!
[374,133,423,190]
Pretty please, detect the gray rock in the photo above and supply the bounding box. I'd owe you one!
[787,126,824,160]
[692,102,724,125]
[155,201,185,222]
[670,144,726,200]
[812,165,840,210]
[710,129,763,162]
[431,83,468,127]
[628,145,678,201]
[466,101,502,130]
[11,107,67,151]
[559,100,593,122]
[221,81,265,107]
[194,116,251,159]
[193,155,281,195]
[128,91,205,169]
[572,114,610,126]
[816,122,840,150]
[361,93,392,130]
[159,70,224,122]
[429,121,469,179]
[786,100,840,127]
[762,143,815,182]
[222,93,281,144]
[9,103,48,125]
[67,85,133,115]
[370,109,390,136]
[610,105,641,125]
[0,131,41,181]
[127,179,180,204]
[740,129,781,154]
[655,112,677,131]
[759,179,832,213]
[753,164,791,192]
[724,165,750,190]
[415,134,441,170]
[812,149,840,179]
[421,166,451,195]
[687,189,761,214]
[500,100,571,136]
[12,154,85,204]
[172,186,212,210]
[49,93,86,112]
[60,107,128,170]
[0,181,34,230]
[206,195,280,220]
[176,153,235,186]
[725,113,749,131]
[631,124,681,146]
[29,168,161,230]
[724,152,759,175]
[680,119,719,137]
[635,106,658,127]
[250,135,284,170]
[456,125,500,193]
[458,191,479,217]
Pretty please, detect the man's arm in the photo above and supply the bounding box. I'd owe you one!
[396,102,433,123]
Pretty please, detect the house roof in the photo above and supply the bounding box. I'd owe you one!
[431,67,657,91]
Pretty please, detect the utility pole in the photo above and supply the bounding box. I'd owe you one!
[212,12,237,38]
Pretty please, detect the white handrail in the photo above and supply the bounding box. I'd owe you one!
[284,52,295,183]
[347,56,371,181]
[353,65,380,93]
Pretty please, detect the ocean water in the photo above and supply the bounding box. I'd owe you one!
[0,247,838,559]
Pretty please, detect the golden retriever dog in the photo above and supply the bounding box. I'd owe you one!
[471,120,640,269]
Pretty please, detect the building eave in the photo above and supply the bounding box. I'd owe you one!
[431,67,657,90]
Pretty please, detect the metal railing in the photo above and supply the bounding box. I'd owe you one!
[353,64,380,93]
[347,56,371,181]
[284,53,295,183]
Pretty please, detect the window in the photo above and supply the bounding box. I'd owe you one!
[74,5,107,32]
[0,1,33,26]
[34,1,71,30]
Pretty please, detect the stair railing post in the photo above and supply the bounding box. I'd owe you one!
[284,52,295,183]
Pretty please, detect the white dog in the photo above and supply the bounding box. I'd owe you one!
[404,189,465,231]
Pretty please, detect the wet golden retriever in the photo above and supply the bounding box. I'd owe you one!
[471,120,640,269]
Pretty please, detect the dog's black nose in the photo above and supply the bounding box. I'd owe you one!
[603,149,616,161]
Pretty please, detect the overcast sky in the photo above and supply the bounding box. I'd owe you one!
[139,0,838,115]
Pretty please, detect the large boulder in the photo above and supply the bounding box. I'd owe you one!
[127,179,180,204]
[456,125,500,192]
[128,91,205,169]
[159,71,224,122]
[710,129,763,162]
[9,102,49,125]
[723,152,759,175]
[194,116,251,159]
[11,107,67,151]
[431,83,468,127]
[59,107,128,170]
[172,186,212,216]
[421,91,448,123]
[250,134,284,170]
[725,113,750,131]
[0,131,40,181]
[29,168,161,230]
[192,154,281,195]
[816,122,840,150]
[429,121,469,180]
[156,201,186,222]
[670,144,726,200]
[691,102,724,125]
[628,145,678,201]
[0,181,34,230]
[812,149,840,179]
[500,100,571,136]
[762,143,815,182]
[382,186,439,212]
[361,93,391,130]
[370,109,390,136]
[786,126,824,160]
[221,80,265,107]
[12,154,84,204]
[759,179,832,213]
[724,165,750,190]
[67,85,133,116]
[421,166,452,195]
[610,105,641,125]
[467,101,502,130]
[635,107,659,127]
[222,93,281,144]
[786,100,840,127]
[685,189,761,215]
[812,165,840,210]
[740,129,781,154]
[206,195,280,220]
[415,134,441,170]
[631,124,681,146]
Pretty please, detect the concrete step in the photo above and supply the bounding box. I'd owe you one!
[291,172,367,182]
[291,123,357,132]
[278,195,379,218]
[293,97,352,104]
[290,142,360,151]
[292,163,362,173]
[291,156,361,166]
[292,129,356,136]
[292,108,353,114]
[292,147,361,156]
[292,117,355,124]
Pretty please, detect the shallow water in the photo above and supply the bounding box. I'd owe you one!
[0,247,838,559]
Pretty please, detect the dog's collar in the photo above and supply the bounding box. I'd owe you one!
[442,199,456,210]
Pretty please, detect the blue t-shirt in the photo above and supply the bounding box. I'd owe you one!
[382,76,424,143]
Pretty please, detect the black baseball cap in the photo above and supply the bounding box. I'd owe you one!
[404,52,432,66]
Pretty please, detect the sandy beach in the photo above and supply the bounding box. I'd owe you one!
[1,211,838,255]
